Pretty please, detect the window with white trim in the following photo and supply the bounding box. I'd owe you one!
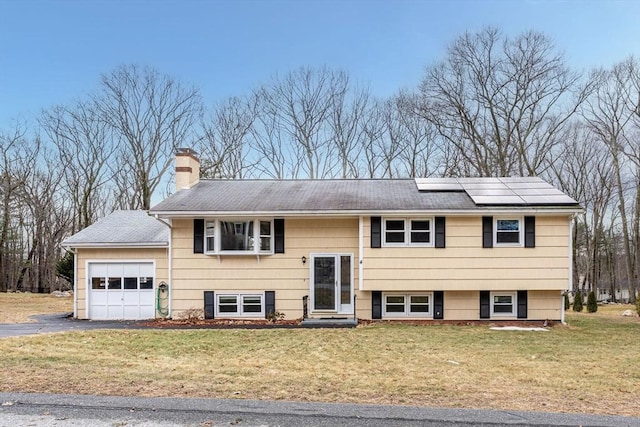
[383,293,433,317]
[204,219,273,254]
[490,292,516,316]
[383,218,433,247]
[215,293,264,317]
[494,218,522,246]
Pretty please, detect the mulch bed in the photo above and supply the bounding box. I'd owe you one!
[137,318,557,329]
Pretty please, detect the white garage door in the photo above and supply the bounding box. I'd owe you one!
[88,262,155,320]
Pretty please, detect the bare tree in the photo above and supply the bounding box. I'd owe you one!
[419,27,586,177]
[98,65,202,208]
[258,67,348,179]
[41,100,115,231]
[582,57,639,302]
[0,124,38,292]
[198,96,257,179]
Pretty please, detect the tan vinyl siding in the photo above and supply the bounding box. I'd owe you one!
[75,247,168,319]
[363,215,571,291]
[171,218,359,319]
[528,290,563,320]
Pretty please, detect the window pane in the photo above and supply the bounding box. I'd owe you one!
[124,277,137,289]
[205,222,215,235]
[260,221,271,235]
[243,296,262,304]
[494,295,512,304]
[494,305,513,313]
[410,304,429,313]
[386,304,405,313]
[139,277,153,290]
[411,220,430,231]
[220,221,254,251]
[206,236,215,251]
[497,232,520,244]
[386,220,405,231]
[108,277,122,289]
[385,232,405,243]
[497,220,519,231]
[386,296,405,304]
[411,296,429,304]
[260,237,271,251]
[219,296,237,304]
[92,277,106,290]
[243,304,261,312]
[410,232,430,243]
[219,305,238,313]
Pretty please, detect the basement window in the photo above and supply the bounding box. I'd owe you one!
[490,292,516,316]
[383,293,433,317]
[215,293,264,317]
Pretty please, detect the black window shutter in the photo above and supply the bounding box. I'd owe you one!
[372,291,382,319]
[435,217,446,248]
[194,219,204,254]
[482,216,493,248]
[517,290,528,319]
[274,219,285,253]
[480,291,490,319]
[204,291,215,319]
[433,291,444,319]
[265,291,276,318]
[371,217,382,248]
[524,216,536,248]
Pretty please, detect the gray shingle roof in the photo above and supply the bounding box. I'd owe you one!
[149,178,579,215]
[62,210,169,247]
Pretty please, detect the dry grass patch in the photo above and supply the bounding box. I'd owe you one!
[0,292,73,323]
[0,305,638,417]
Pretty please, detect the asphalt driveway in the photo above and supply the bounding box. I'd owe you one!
[1,392,639,427]
[0,312,144,338]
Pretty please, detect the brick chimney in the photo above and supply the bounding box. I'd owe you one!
[175,148,200,191]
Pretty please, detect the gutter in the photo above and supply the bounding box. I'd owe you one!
[149,207,584,218]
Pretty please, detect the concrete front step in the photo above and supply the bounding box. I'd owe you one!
[300,317,358,328]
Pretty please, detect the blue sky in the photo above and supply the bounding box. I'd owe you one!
[1,0,639,130]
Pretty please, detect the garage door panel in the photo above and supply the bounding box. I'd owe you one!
[89,262,155,321]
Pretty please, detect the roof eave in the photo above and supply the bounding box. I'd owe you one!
[150,206,583,218]
[61,242,169,249]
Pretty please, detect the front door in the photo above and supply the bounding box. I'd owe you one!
[311,254,353,314]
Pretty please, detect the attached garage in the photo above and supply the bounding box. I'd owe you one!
[88,261,155,320]
[62,210,170,320]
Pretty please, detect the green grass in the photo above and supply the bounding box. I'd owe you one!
[1,305,638,417]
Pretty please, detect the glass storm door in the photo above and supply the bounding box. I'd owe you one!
[311,254,352,314]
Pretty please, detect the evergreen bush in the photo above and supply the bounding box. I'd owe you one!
[587,291,598,313]
[636,295,640,316]
[564,292,570,310]
[573,290,583,312]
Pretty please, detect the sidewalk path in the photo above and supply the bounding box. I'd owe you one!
[1,392,638,427]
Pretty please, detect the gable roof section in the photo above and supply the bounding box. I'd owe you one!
[149,178,579,216]
[62,210,169,248]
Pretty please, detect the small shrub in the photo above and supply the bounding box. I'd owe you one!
[573,290,583,312]
[177,307,204,322]
[586,291,598,313]
[267,310,285,322]
[636,296,640,316]
[564,292,570,310]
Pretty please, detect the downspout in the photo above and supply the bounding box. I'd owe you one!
[152,214,172,318]
[359,216,364,291]
[564,216,575,325]
[71,247,77,318]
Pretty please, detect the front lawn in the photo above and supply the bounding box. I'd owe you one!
[0,304,638,417]
[0,292,73,323]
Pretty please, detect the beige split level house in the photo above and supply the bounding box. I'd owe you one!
[62,150,581,324]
